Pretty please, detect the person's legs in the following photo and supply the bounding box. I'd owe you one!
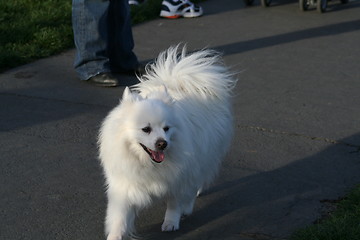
[72,0,111,80]
[108,0,139,72]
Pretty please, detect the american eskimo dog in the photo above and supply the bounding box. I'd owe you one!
[99,45,236,240]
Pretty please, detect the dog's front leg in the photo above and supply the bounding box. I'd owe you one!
[105,194,135,240]
[161,198,181,231]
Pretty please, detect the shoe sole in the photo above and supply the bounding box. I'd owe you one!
[87,81,119,87]
[160,10,203,18]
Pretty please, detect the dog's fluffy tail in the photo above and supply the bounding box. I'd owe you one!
[136,45,237,101]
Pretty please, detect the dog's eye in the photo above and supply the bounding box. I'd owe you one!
[163,126,170,132]
[142,126,152,133]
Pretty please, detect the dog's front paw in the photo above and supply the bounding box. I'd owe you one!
[107,234,122,240]
[161,220,180,232]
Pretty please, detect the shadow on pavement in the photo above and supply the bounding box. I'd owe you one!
[215,19,360,56]
[139,133,360,240]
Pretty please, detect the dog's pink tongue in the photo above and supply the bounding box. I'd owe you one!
[151,151,165,163]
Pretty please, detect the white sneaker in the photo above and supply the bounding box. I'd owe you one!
[160,0,203,18]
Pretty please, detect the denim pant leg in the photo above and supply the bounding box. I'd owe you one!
[72,0,139,80]
[108,0,139,72]
[72,0,111,80]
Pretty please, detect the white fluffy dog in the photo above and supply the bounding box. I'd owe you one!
[99,46,236,240]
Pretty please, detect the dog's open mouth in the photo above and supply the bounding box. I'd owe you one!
[140,143,165,163]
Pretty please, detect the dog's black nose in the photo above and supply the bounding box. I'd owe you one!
[156,139,167,151]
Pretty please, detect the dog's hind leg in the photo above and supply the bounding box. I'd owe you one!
[181,193,197,217]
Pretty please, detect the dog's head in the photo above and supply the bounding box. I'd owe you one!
[120,87,176,164]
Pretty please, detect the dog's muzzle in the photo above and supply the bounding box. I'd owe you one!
[140,138,167,163]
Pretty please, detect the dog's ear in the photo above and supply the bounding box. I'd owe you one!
[122,87,133,101]
[121,87,142,102]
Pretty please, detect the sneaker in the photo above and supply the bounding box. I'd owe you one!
[160,0,203,18]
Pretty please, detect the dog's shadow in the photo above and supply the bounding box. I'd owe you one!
[136,132,360,240]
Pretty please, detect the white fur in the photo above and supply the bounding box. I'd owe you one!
[99,45,237,240]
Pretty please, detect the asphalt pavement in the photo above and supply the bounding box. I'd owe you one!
[1,0,360,239]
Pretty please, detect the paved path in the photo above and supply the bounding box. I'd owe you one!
[1,0,360,239]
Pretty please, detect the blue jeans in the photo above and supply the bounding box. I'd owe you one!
[72,0,139,80]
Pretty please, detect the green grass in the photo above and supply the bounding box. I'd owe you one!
[0,0,163,73]
[0,0,73,72]
[290,185,360,240]
[130,0,163,25]
[0,0,204,73]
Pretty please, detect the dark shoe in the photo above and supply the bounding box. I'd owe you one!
[87,73,119,87]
